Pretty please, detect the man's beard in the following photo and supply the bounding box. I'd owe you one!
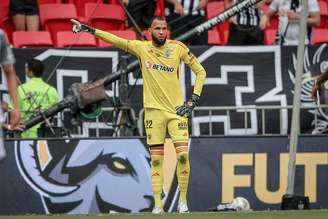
[152,34,166,46]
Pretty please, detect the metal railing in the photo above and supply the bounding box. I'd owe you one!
[191,104,328,136]
[138,105,328,136]
[5,104,328,138]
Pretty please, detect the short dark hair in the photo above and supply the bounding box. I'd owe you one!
[150,16,166,26]
[26,59,44,77]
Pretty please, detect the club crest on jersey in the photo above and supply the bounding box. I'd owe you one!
[164,50,171,58]
[144,60,174,73]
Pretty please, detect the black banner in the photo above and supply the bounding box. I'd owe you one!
[189,45,328,135]
[0,136,327,214]
[4,45,328,137]
[188,136,328,211]
[0,138,152,214]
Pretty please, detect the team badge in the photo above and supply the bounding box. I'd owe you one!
[164,50,171,58]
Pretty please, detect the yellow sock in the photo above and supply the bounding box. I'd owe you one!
[150,150,164,208]
[176,146,190,204]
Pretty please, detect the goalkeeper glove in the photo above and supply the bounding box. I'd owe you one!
[176,93,200,117]
[71,19,95,34]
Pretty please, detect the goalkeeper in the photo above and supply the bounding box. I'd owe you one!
[71,16,206,214]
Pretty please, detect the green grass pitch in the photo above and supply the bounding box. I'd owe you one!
[0,210,327,219]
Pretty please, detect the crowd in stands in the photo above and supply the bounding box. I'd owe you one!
[0,0,327,48]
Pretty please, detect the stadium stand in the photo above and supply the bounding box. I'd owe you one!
[5,0,328,47]
[319,0,328,28]
[85,3,126,31]
[39,3,77,44]
[220,29,229,45]
[206,1,224,20]
[260,3,279,30]
[0,6,14,43]
[103,0,121,4]
[312,28,328,44]
[0,6,9,26]
[206,2,225,31]
[261,2,270,13]
[56,31,97,47]
[264,29,277,45]
[206,1,229,46]
[67,0,102,17]
[154,0,165,16]
[38,0,62,4]
[208,30,222,45]
[0,0,9,7]
[98,30,137,47]
[12,31,53,48]
[266,14,279,30]
[217,21,229,44]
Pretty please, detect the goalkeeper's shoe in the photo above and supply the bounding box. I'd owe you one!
[177,203,189,213]
[152,207,164,214]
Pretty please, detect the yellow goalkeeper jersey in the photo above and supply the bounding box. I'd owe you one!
[95,29,206,113]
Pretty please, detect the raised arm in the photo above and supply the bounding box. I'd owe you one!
[71,19,140,56]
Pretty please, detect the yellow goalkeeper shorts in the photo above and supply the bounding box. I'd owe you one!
[144,108,189,145]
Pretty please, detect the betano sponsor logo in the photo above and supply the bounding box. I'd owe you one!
[145,60,174,73]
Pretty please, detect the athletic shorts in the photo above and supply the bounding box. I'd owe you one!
[144,108,189,146]
[10,0,39,16]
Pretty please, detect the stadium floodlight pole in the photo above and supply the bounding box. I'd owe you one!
[22,0,264,130]
[286,0,308,195]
